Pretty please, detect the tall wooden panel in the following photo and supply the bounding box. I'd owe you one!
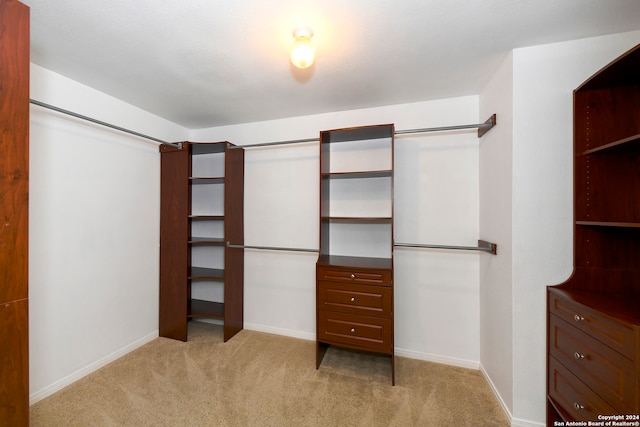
[159,145,189,341]
[0,0,30,425]
[222,145,244,341]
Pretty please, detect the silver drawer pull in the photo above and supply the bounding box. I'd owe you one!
[350,297,356,302]
[574,402,584,410]
[574,314,584,322]
[574,352,585,360]
[350,328,355,333]
[350,274,355,279]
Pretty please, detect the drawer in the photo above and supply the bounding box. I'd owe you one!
[318,281,391,318]
[548,356,616,421]
[317,265,392,286]
[318,311,392,353]
[549,289,635,358]
[549,314,637,412]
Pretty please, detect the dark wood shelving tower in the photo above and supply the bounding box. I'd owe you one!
[160,142,244,342]
[316,124,396,384]
[547,44,640,423]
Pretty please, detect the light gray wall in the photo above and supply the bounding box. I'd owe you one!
[28,64,189,402]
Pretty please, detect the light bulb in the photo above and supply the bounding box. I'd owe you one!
[290,28,316,69]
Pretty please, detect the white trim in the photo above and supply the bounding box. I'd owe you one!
[479,363,545,427]
[480,363,513,424]
[395,347,480,370]
[510,418,545,427]
[29,331,158,405]
[245,323,480,370]
[244,322,315,341]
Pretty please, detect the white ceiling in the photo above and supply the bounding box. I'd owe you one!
[22,0,640,129]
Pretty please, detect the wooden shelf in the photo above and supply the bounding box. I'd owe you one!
[321,124,394,143]
[581,133,640,155]
[321,216,392,222]
[188,299,224,319]
[189,237,225,245]
[322,170,392,179]
[190,177,224,184]
[191,143,226,155]
[189,266,224,280]
[576,221,640,228]
[317,254,392,270]
[190,215,224,220]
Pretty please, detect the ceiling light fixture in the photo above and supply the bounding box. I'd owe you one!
[290,27,316,69]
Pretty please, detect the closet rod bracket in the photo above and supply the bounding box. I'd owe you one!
[478,114,497,137]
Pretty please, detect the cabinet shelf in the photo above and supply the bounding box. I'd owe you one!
[322,170,392,179]
[189,237,225,245]
[190,177,224,184]
[317,254,393,270]
[577,221,640,228]
[581,133,640,155]
[188,299,224,319]
[321,216,392,222]
[190,215,224,220]
[189,266,224,280]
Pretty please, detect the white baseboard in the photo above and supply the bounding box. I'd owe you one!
[245,323,480,370]
[395,347,480,370]
[29,330,159,405]
[244,322,315,341]
[479,363,545,427]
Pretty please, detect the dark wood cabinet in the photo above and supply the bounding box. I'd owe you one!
[160,142,244,342]
[0,1,30,425]
[547,44,640,423]
[316,124,395,384]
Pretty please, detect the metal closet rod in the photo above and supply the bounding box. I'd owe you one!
[227,114,497,150]
[30,99,182,149]
[226,242,318,253]
[394,240,497,254]
[227,240,497,255]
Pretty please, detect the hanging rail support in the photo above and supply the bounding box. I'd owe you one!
[30,99,182,149]
[227,241,319,253]
[477,114,497,138]
[394,239,497,255]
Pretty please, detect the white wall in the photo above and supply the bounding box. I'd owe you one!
[479,51,514,418]
[477,31,640,426]
[28,64,189,402]
[193,96,485,366]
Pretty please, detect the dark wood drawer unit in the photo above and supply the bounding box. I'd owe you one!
[547,44,640,423]
[316,263,394,384]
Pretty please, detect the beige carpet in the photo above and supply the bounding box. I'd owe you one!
[30,322,508,426]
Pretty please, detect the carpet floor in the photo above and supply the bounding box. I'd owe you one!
[30,321,508,426]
